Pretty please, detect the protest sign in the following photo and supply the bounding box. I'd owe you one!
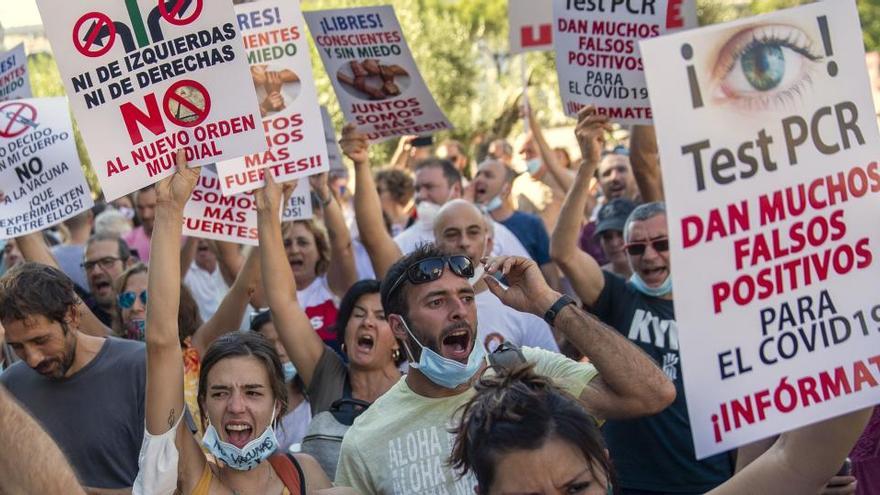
[184,165,311,245]
[641,1,880,458]
[282,179,312,221]
[0,44,32,102]
[0,97,94,239]
[36,0,266,200]
[215,0,329,195]
[509,0,553,54]
[554,0,696,124]
[304,6,452,143]
[321,105,345,175]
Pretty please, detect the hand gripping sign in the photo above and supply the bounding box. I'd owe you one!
[0,98,94,239]
[304,6,453,144]
[0,44,33,103]
[641,1,880,458]
[214,0,329,196]
[553,0,697,124]
[36,0,265,200]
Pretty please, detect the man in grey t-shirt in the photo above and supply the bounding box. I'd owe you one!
[0,262,146,491]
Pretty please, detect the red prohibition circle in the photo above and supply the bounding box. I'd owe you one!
[72,12,116,57]
[158,0,203,26]
[162,79,211,127]
[0,102,38,138]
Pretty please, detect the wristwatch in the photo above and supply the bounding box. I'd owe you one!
[543,294,575,326]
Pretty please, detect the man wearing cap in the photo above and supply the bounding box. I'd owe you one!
[594,198,637,278]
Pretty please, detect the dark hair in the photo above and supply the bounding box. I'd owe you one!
[86,232,131,261]
[250,309,273,332]
[197,332,289,429]
[380,243,446,320]
[414,158,462,190]
[450,364,613,494]
[0,262,79,325]
[177,284,203,343]
[375,169,415,206]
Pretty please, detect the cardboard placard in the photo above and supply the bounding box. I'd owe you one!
[0,97,93,239]
[304,6,453,143]
[554,0,696,124]
[509,0,553,54]
[642,1,880,458]
[36,0,266,200]
[0,44,32,102]
[215,0,329,195]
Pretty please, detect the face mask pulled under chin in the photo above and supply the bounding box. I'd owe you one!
[201,407,279,471]
[398,318,486,389]
[480,195,503,213]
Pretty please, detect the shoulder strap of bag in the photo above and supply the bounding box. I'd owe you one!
[268,453,306,495]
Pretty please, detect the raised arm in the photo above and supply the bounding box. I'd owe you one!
[214,240,245,286]
[630,125,664,202]
[341,123,403,279]
[0,385,86,495]
[711,407,872,495]
[549,106,608,306]
[526,104,574,193]
[255,176,325,387]
[15,232,109,337]
[189,246,261,356]
[145,151,197,435]
[310,173,358,297]
[483,255,675,420]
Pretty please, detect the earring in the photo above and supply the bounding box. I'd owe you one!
[341,343,346,354]
[392,348,401,362]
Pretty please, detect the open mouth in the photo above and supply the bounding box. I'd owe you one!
[288,258,304,270]
[474,185,488,200]
[356,334,375,353]
[224,423,253,449]
[441,328,472,361]
[641,266,668,282]
[93,279,112,293]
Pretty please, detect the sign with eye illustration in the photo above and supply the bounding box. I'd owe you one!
[304,6,453,143]
[642,1,880,458]
[214,0,329,196]
[554,0,697,124]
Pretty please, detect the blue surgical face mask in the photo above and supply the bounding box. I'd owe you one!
[201,407,279,471]
[399,318,486,389]
[629,272,672,297]
[482,195,503,213]
[525,158,542,175]
[282,361,297,383]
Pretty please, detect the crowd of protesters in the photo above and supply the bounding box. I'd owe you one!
[0,102,876,495]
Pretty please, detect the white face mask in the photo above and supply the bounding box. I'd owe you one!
[201,407,279,471]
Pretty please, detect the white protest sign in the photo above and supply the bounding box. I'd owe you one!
[641,1,880,458]
[0,44,32,102]
[304,6,453,143]
[215,0,329,196]
[0,98,94,239]
[554,0,696,124]
[321,105,345,174]
[509,0,553,54]
[282,179,312,221]
[184,165,260,245]
[36,0,266,200]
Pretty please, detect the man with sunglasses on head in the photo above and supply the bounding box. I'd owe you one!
[551,106,734,494]
[0,262,146,493]
[335,244,676,493]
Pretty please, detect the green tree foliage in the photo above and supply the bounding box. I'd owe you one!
[27,53,100,197]
[751,0,880,52]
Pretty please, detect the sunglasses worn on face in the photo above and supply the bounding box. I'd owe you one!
[624,238,670,256]
[118,290,148,309]
[387,255,475,297]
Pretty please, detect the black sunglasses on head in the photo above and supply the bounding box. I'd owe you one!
[387,255,475,298]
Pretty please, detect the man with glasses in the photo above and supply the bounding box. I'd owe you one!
[82,233,134,327]
[334,244,676,493]
[551,106,734,494]
[0,263,146,492]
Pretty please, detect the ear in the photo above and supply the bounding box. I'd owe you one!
[484,234,494,258]
[388,314,408,341]
[65,303,82,329]
[451,182,462,199]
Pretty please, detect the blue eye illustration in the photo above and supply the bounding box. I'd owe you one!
[712,24,822,111]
